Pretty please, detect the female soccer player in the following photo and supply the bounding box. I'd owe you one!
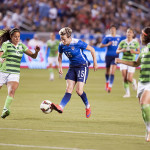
[100,25,121,93]
[45,32,60,81]
[115,27,150,142]
[0,28,40,119]
[116,28,140,97]
[51,27,98,118]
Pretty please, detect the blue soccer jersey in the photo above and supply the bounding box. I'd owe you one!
[102,34,121,57]
[58,38,90,67]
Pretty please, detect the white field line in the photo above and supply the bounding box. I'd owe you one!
[0,127,145,138]
[0,143,95,150]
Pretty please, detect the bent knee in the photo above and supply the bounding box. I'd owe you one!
[76,90,83,96]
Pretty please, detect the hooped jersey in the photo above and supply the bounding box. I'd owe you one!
[102,34,121,57]
[118,39,140,61]
[139,43,150,83]
[58,38,90,67]
[0,40,28,74]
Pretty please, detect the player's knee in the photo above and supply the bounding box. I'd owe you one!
[66,87,73,93]
[127,77,132,83]
[9,88,16,97]
[76,89,83,96]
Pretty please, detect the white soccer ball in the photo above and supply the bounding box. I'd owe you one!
[40,100,53,114]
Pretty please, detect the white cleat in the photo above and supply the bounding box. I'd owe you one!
[123,93,130,98]
[132,79,137,91]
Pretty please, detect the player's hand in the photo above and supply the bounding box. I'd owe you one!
[107,41,112,46]
[34,46,40,52]
[122,48,127,52]
[130,49,135,54]
[59,67,63,75]
[115,58,121,64]
[93,63,98,71]
[0,58,5,63]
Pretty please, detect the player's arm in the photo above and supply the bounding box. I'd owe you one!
[86,45,98,71]
[99,42,112,48]
[0,51,5,63]
[58,52,63,75]
[130,48,140,54]
[115,56,141,67]
[116,47,126,54]
[25,46,40,59]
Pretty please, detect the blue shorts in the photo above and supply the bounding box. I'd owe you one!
[65,66,89,83]
[105,56,118,68]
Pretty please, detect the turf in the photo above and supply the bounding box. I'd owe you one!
[0,68,150,150]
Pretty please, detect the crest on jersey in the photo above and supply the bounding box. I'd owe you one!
[16,51,20,56]
[19,46,23,50]
[71,46,75,50]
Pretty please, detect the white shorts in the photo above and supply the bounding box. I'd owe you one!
[120,64,135,73]
[0,72,20,86]
[48,56,58,66]
[137,82,150,98]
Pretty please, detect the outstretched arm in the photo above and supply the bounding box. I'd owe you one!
[86,45,98,71]
[115,57,141,67]
[99,42,112,48]
[25,46,40,59]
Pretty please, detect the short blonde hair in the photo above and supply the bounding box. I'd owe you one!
[59,27,72,38]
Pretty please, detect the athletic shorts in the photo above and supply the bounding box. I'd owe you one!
[0,72,20,86]
[105,56,117,68]
[120,64,135,73]
[137,82,150,98]
[65,66,89,83]
[48,56,58,66]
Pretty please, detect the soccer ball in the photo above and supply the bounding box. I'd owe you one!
[40,100,53,114]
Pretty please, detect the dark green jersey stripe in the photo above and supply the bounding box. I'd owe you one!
[7,55,22,59]
[6,58,20,63]
[7,50,23,54]
[6,69,20,73]
[141,61,150,65]
[6,64,20,68]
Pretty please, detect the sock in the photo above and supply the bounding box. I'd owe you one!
[109,74,114,88]
[3,95,13,110]
[59,93,72,109]
[141,104,150,132]
[105,74,109,83]
[123,82,130,95]
[49,68,53,73]
[79,91,90,108]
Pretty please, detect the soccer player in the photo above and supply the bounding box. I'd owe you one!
[99,25,121,93]
[115,27,150,142]
[45,32,60,80]
[116,28,140,97]
[51,27,98,118]
[0,28,40,119]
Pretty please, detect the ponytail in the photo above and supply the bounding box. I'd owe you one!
[0,29,11,46]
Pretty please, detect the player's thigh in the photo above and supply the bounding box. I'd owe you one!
[110,65,117,74]
[121,70,128,80]
[7,81,19,96]
[105,56,111,69]
[127,72,134,81]
[140,90,150,104]
[66,79,76,93]
[76,81,85,95]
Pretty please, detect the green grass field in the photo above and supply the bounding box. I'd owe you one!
[0,68,150,150]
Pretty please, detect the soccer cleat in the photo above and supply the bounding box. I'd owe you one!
[1,108,10,119]
[132,79,137,91]
[105,82,109,91]
[86,107,91,118]
[51,103,63,113]
[107,87,111,93]
[123,93,130,98]
[146,131,150,142]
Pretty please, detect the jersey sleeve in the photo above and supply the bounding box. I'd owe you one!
[0,42,7,52]
[47,40,51,47]
[135,41,140,49]
[58,44,63,53]
[118,41,124,48]
[78,40,88,49]
[101,37,108,44]
[22,44,28,52]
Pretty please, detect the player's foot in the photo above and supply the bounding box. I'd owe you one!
[123,93,130,98]
[86,107,91,118]
[107,87,111,93]
[146,131,150,142]
[1,108,10,119]
[105,82,109,91]
[132,79,137,91]
[51,103,63,113]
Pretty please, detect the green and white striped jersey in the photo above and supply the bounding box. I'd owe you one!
[47,40,59,57]
[118,39,140,61]
[139,43,150,83]
[0,40,28,74]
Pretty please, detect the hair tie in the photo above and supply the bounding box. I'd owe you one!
[142,30,148,36]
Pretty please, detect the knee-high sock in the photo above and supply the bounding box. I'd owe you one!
[79,91,90,108]
[105,74,109,83]
[4,96,13,110]
[109,74,114,88]
[59,93,72,109]
[141,104,150,132]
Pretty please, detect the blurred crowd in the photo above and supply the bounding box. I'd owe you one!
[0,0,150,37]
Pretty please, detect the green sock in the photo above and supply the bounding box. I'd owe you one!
[49,68,53,73]
[141,104,150,131]
[4,96,13,110]
[124,82,129,89]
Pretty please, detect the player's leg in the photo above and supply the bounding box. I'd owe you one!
[105,56,110,91]
[1,81,19,119]
[127,66,137,91]
[140,90,150,141]
[48,57,54,81]
[107,64,117,93]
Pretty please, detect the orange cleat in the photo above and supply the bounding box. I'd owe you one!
[86,107,91,118]
[107,87,111,93]
[105,82,109,91]
[51,103,63,113]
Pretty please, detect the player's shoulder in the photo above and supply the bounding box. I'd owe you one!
[71,38,80,44]
[2,40,11,45]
